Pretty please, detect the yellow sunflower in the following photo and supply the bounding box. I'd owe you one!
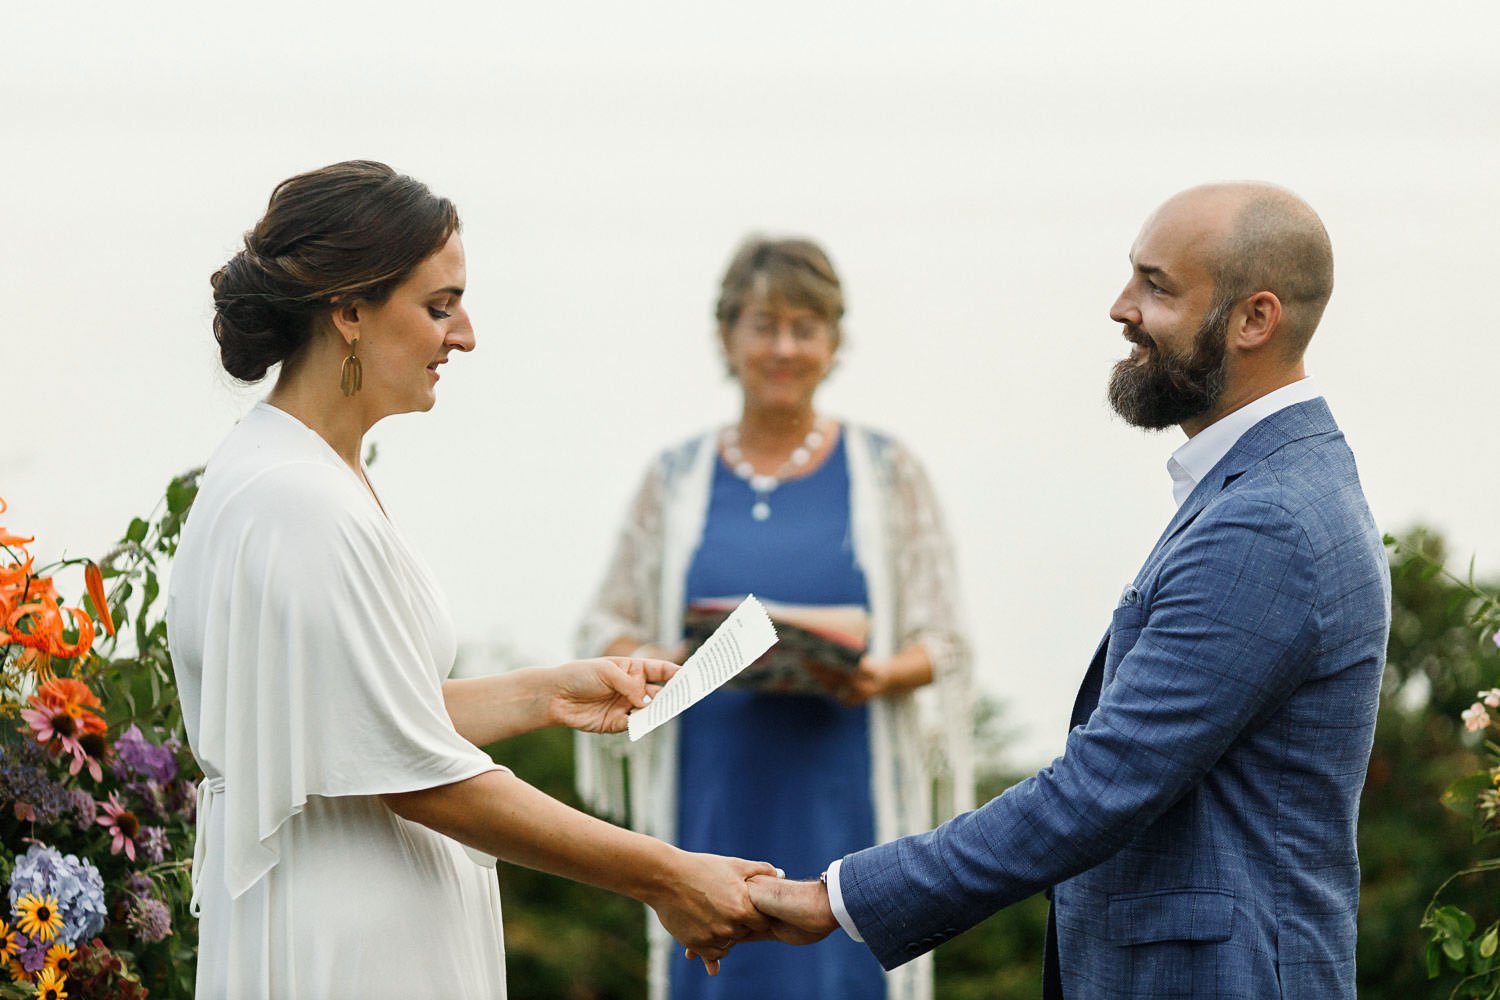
[34,966,69,1000]
[0,919,22,959]
[13,893,64,944]
[43,942,76,978]
[6,956,32,983]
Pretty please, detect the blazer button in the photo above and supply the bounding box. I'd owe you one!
[906,943,922,956]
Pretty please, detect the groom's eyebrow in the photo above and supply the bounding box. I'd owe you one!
[1135,262,1174,287]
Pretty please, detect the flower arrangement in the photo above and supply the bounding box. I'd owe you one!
[1385,535,1500,998]
[1,476,202,999]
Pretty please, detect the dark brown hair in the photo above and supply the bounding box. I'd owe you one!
[210,160,460,382]
[714,237,845,344]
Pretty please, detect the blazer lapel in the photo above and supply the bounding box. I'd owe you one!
[1134,398,1338,586]
[1066,399,1343,732]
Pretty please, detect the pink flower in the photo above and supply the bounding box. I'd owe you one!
[1482,689,1500,709]
[19,705,84,761]
[97,792,139,861]
[1463,702,1492,733]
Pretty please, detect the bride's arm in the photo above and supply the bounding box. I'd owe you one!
[382,769,771,968]
[442,656,676,745]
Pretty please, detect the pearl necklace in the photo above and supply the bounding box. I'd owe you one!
[722,421,828,521]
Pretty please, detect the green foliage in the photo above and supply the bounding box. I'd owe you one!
[1356,531,1500,999]
[483,725,649,1000]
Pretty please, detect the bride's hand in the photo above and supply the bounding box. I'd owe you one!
[548,656,679,733]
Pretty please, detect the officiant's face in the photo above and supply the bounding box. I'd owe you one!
[350,232,474,416]
[1106,194,1235,429]
[722,295,838,411]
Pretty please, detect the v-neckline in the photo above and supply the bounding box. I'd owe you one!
[254,401,391,523]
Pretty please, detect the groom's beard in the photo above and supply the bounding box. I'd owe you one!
[1107,300,1231,430]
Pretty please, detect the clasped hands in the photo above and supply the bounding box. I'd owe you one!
[663,867,841,975]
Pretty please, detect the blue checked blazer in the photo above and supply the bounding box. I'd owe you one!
[838,399,1390,999]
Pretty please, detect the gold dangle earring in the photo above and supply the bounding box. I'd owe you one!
[340,338,363,397]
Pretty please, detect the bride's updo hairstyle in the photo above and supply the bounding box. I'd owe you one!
[211,160,460,383]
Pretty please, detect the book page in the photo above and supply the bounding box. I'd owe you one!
[627,594,777,742]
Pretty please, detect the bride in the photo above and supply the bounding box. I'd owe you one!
[167,160,773,999]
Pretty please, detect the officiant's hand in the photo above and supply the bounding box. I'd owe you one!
[811,644,936,706]
[808,656,890,707]
[745,874,838,944]
[548,656,679,734]
[648,851,778,974]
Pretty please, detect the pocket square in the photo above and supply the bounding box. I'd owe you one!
[1119,585,1140,607]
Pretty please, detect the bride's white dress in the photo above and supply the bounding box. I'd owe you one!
[168,402,508,999]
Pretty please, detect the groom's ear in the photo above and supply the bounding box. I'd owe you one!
[1232,291,1282,352]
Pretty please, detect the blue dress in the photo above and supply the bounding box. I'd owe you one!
[673,431,887,1000]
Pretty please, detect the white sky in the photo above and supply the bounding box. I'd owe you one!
[4,1,1498,767]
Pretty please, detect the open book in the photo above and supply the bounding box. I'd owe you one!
[684,597,868,695]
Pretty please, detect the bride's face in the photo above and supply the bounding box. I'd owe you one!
[348,233,474,417]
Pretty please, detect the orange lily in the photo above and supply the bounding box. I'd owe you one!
[0,497,32,547]
[1,557,60,624]
[6,594,95,659]
[84,561,116,637]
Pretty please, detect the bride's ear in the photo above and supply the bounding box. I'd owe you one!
[329,297,362,345]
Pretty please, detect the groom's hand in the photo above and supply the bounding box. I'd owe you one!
[746,874,838,945]
[648,852,776,975]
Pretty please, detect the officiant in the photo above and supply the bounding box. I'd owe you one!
[575,236,975,1000]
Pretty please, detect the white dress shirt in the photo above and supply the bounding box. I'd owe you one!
[824,375,1324,943]
[1166,376,1322,507]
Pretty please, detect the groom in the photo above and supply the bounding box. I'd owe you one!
[745,182,1391,999]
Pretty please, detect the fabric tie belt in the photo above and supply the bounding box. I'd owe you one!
[190,776,226,917]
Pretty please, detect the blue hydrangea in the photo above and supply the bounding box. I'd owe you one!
[7,843,106,946]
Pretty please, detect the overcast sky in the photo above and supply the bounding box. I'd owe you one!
[4,1,1497,767]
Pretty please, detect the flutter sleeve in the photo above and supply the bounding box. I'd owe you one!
[195,462,501,899]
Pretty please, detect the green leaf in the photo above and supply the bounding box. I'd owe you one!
[166,478,197,514]
[1443,774,1495,817]
[1482,927,1498,958]
[1429,939,1445,978]
[1445,935,1468,962]
[126,517,149,543]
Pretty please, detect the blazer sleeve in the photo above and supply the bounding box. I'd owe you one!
[838,495,1321,969]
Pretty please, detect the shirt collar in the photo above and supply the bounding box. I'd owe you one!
[1167,376,1322,507]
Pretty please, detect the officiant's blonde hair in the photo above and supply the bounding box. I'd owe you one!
[714,236,845,347]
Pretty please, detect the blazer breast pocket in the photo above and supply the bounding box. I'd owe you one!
[1106,888,1236,946]
[1104,589,1147,682]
